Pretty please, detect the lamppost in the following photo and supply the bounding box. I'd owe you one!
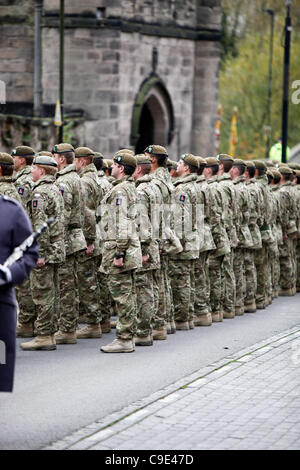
[33,0,43,117]
[59,0,64,142]
[263,8,274,159]
[281,0,293,163]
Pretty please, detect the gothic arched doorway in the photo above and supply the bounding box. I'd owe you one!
[130,76,174,154]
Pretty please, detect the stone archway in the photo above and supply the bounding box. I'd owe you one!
[130,76,174,154]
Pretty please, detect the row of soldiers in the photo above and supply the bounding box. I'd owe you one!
[0,143,299,353]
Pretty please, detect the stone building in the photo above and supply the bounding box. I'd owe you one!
[0,0,222,158]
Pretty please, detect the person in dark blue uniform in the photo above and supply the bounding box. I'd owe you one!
[0,195,39,392]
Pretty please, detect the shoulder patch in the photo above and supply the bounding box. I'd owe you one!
[32,193,43,209]
[179,193,186,203]
[17,185,29,198]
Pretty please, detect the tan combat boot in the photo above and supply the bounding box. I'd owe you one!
[175,321,190,330]
[134,335,153,346]
[166,321,172,334]
[20,335,56,351]
[244,301,256,313]
[76,323,102,339]
[100,318,111,334]
[223,311,235,319]
[100,338,135,353]
[211,312,223,322]
[278,287,294,296]
[54,330,77,344]
[152,327,167,340]
[193,313,212,326]
[110,320,117,329]
[189,320,195,329]
[234,306,244,316]
[170,319,176,334]
[17,321,34,338]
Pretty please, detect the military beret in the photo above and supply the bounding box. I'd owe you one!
[52,143,74,154]
[181,153,199,169]
[115,148,134,156]
[295,170,300,178]
[102,160,108,169]
[279,166,293,175]
[195,156,206,166]
[136,154,152,164]
[168,160,178,170]
[253,160,267,171]
[266,169,274,178]
[104,159,114,168]
[205,157,219,167]
[270,169,281,182]
[74,147,95,158]
[217,153,234,162]
[11,146,35,158]
[113,152,137,168]
[33,155,58,167]
[94,152,104,159]
[233,158,246,167]
[277,162,289,168]
[288,162,300,170]
[265,160,275,168]
[245,160,255,168]
[144,145,168,157]
[36,151,53,158]
[0,152,14,166]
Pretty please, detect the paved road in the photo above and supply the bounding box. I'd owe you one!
[0,294,299,450]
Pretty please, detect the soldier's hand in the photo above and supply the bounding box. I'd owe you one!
[86,244,95,256]
[113,257,124,267]
[36,257,46,268]
[142,254,150,265]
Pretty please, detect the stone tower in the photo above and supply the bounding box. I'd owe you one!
[0,0,222,157]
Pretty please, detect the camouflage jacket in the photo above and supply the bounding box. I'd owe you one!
[245,178,263,250]
[100,176,142,274]
[279,181,297,236]
[207,175,230,256]
[56,164,87,256]
[150,167,182,256]
[255,175,274,244]
[195,175,215,253]
[14,166,33,210]
[270,184,283,247]
[0,176,22,203]
[78,163,102,255]
[135,174,161,272]
[233,175,253,249]
[171,173,199,260]
[29,175,65,264]
[97,170,112,196]
[218,173,239,248]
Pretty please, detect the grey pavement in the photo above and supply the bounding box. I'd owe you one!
[45,324,300,451]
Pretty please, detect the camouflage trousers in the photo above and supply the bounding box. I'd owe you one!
[56,254,78,333]
[169,259,192,323]
[16,274,36,325]
[135,269,155,337]
[254,244,268,305]
[152,267,166,330]
[271,244,281,295]
[244,249,257,305]
[222,251,236,313]
[194,251,210,316]
[96,255,114,323]
[279,238,294,290]
[233,248,245,308]
[107,270,137,341]
[30,263,59,336]
[76,252,101,324]
[297,239,300,291]
[164,257,174,324]
[208,254,225,314]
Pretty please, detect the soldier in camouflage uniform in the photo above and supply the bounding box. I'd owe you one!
[51,143,87,344]
[278,165,298,295]
[253,160,275,308]
[230,159,253,315]
[244,161,263,312]
[193,156,215,326]
[133,154,161,345]
[146,145,182,340]
[169,154,199,330]
[217,154,238,319]
[204,157,230,322]
[100,152,142,353]
[0,153,21,202]
[20,154,65,351]
[294,169,300,292]
[12,146,38,337]
[268,168,283,298]
[74,147,103,339]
